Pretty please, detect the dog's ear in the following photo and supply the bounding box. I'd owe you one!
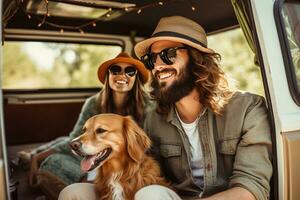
[123,116,151,163]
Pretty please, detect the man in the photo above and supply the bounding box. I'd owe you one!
[134,16,272,200]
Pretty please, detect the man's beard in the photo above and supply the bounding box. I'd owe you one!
[151,64,195,105]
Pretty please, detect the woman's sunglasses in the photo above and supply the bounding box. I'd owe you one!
[108,65,137,77]
[141,46,187,70]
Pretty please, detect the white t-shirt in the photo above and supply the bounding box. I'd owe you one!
[87,168,98,181]
[176,109,204,187]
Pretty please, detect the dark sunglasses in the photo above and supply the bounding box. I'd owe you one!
[141,46,187,70]
[108,65,137,77]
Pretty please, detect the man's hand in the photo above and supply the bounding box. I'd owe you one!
[197,187,256,200]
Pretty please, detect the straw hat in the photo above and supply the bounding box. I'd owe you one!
[134,16,214,58]
[97,52,149,84]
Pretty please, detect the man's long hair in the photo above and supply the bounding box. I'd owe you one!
[151,46,235,116]
[97,74,148,126]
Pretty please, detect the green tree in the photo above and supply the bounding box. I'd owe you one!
[41,43,121,88]
[208,28,264,95]
[2,42,42,89]
[3,41,121,89]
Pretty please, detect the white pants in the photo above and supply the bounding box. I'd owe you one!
[58,183,182,200]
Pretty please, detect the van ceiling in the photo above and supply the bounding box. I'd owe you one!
[5,0,239,37]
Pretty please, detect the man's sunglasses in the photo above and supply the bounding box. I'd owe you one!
[108,65,137,77]
[141,46,187,70]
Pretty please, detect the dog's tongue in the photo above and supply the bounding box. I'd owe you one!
[81,155,97,172]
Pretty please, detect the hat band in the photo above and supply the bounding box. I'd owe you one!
[152,31,207,48]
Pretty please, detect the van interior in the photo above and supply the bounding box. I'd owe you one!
[1,0,279,199]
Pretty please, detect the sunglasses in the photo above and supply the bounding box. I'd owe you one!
[141,46,187,70]
[108,65,137,77]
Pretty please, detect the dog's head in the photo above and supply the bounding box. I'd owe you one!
[70,113,151,172]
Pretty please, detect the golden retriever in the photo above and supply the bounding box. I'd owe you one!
[70,113,168,200]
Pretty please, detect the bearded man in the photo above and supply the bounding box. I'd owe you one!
[134,16,273,200]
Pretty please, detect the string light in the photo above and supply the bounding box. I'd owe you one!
[24,0,195,34]
[186,0,196,12]
[105,7,112,18]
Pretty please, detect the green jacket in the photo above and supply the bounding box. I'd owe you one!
[143,91,272,200]
[52,95,99,155]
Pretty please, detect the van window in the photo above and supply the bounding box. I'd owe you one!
[281,1,300,95]
[208,28,264,96]
[2,41,122,89]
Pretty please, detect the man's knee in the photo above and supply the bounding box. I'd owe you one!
[134,185,181,200]
[58,184,74,200]
[58,183,96,200]
[58,184,80,200]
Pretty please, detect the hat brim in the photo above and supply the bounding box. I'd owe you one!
[98,57,149,84]
[135,36,215,58]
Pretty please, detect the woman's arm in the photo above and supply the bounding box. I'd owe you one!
[52,95,99,154]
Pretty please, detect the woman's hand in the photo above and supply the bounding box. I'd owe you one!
[29,155,39,187]
[28,149,55,187]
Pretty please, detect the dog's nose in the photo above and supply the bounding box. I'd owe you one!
[70,140,82,151]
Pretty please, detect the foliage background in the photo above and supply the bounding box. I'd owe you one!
[3,43,121,89]
[3,28,264,95]
[208,28,264,96]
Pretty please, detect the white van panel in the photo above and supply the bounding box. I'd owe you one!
[252,0,300,200]
[252,0,300,122]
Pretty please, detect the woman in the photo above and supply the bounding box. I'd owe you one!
[28,52,150,200]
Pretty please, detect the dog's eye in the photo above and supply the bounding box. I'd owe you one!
[96,128,106,134]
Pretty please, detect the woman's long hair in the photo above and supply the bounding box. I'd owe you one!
[153,46,235,116]
[96,73,148,126]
